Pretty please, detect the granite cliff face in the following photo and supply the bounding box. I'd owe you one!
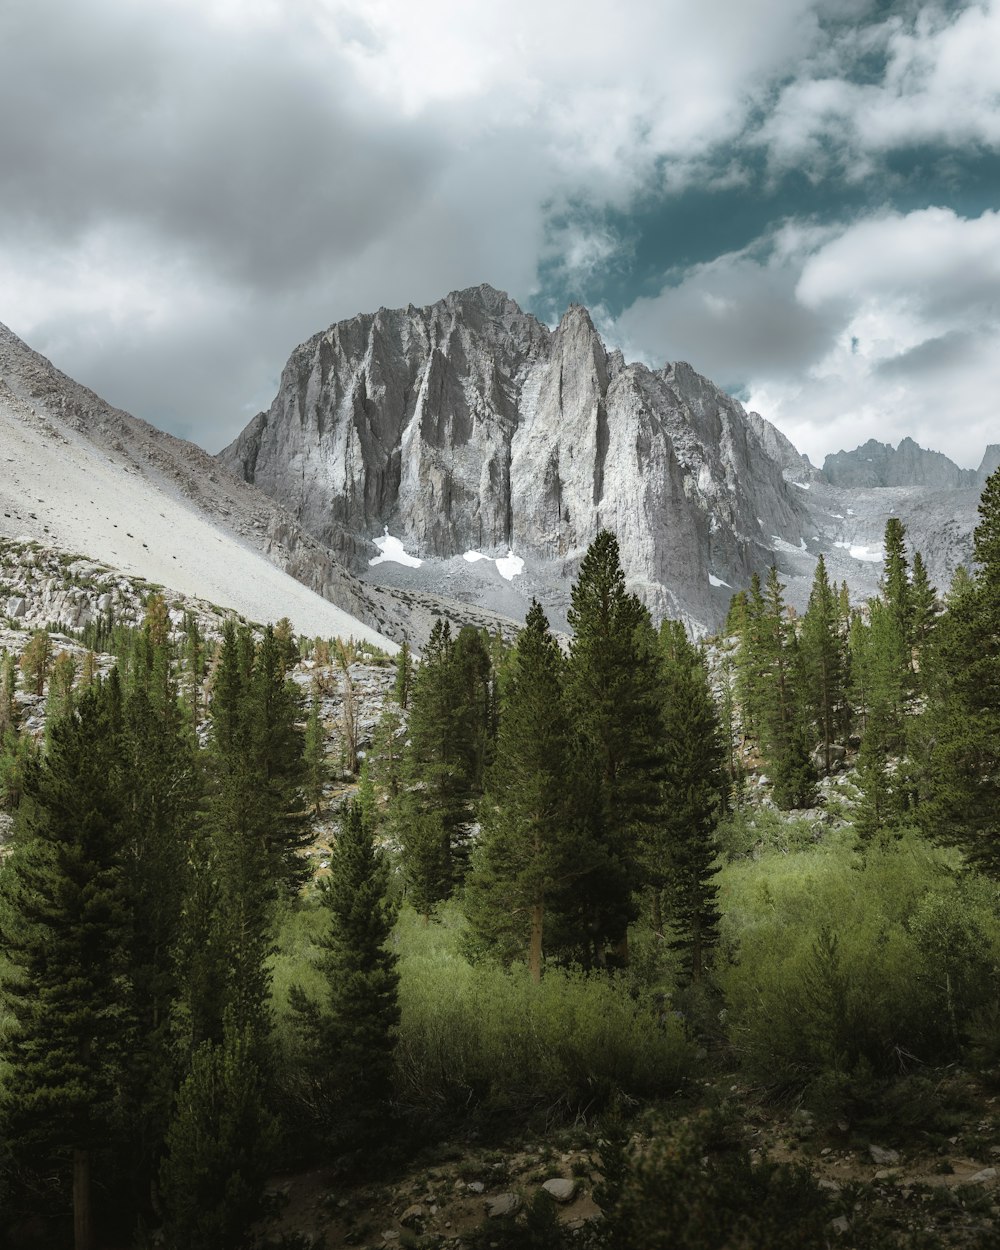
[220,285,810,628]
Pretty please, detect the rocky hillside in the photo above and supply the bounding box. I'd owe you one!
[220,285,811,631]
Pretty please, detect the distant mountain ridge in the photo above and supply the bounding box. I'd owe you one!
[821,437,998,491]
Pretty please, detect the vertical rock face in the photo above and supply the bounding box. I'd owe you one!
[220,285,811,627]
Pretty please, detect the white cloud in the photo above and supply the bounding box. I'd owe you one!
[759,2,1000,175]
[3,0,999,466]
[616,206,1000,469]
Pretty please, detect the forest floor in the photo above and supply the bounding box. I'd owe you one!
[261,1069,1000,1248]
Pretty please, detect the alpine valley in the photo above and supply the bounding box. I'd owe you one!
[2,284,995,642]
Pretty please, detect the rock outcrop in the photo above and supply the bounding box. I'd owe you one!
[220,285,811,628]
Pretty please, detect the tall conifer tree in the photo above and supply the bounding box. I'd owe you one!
[292,800,399,1150]
[920,471,1000,872]
[0,679,128,1250]
[465,601,593,979]
[800,554,848,772]
[654,621,725,981]
[564,531,666,963]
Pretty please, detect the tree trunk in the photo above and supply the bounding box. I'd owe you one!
[73,1148,93,1250]
[528,900,544,984]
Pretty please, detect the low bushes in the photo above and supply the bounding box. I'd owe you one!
[393,906,693,1126]
[717,831,1000,1089]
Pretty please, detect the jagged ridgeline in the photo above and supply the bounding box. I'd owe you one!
[218,284,809,631]
[218,284,992,635]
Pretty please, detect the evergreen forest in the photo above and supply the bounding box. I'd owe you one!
[3,476,1000,1248]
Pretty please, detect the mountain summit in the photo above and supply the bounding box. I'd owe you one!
[220,285,810,630]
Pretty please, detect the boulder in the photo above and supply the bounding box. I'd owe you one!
[810,743,847,774]
[542,1178,578,1203]
[868,1145,900,1166]
[487,1193,521,1218]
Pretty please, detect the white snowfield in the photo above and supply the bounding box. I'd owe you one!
[0,387,395,650]
[463,549,525,581]
[370,530,422,569]
[834,540,883,563]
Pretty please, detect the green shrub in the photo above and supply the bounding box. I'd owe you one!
[595,1108,859,1250]
[393,906,693,1125]
[715,807,821,861]
[717,833,1000,1088]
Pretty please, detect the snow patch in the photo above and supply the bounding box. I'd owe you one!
[792,481,811,490]
[463,548,524,580]
[370,529,422,569]
[709,574,731,588]
[834,541,883,562]
[771,535,811,556]
[495,550,524,581]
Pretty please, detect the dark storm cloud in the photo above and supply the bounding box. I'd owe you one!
[0,0,443,290]
[2,0,999,468]
[614,244,837,384]
[874,329,984,379]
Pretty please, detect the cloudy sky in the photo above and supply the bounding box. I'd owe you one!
[2,0,998,468]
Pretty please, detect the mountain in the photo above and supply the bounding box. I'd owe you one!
[820,437,983,490]
[0,320,404,647]
[220,284,811,631]
[2,293,985,646]
[219,285,986,630]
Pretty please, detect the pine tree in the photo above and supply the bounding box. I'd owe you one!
[243,624,310,895]
[465,601,591,980]
[401,621,495,905]
[393,637,413,708]
[303,684,328,817]
[0,679,129,1250]
[272,616,299,675]
[45,650,77,731]
[654,621,725,982]
[0,725,36,811]
[116,670,200,1213]
[754,567,815,809]
[919,470,1000,872]
[187,620,306,1050]
[882,517,912,648]
[335,638,360,775]
[910,550,939,657]
[850,600,910,837]
[292,800,399,1151]
[733,572,767,743]
[799,555,847,773]
[564,531,666,963]
[368,705,406,800]
[158,1019,278,1250]
[0,648,17,736]
[19,629,51,696]
[181,610,205,724]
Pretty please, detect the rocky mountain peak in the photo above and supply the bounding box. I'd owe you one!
[218,288,813,630]
[977,445,1000,485]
